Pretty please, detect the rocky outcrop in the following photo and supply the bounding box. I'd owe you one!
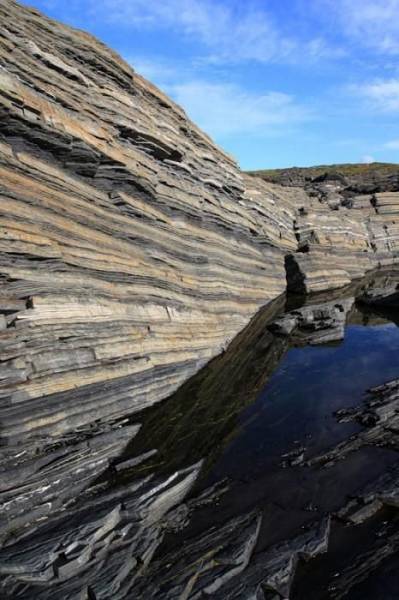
[311,378,399,468]
[250,162,399,190]
[0,0,398,463]
[2,1,399,599]
[257,167,399,295]
[0,265,398,598]
[0,0,301,452]
[269,297,354,344]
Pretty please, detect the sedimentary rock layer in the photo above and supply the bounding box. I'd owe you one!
[252,166,399,294]
[285,185,399,294]
[1,2,399,598]
[0,5,300,597]
[0,0,299,453]
[1,0,398,459]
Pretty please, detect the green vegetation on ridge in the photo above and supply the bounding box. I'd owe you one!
[248,162,399,184]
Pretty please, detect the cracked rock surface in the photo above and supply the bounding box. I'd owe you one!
[1,1,399,599]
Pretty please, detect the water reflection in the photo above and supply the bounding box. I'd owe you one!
[2,276,399,599]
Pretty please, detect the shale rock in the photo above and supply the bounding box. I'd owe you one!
[0,0,300,459]
[269,298,354,345]
[1,1,399,599]
[253,166,399,294]
[311,378,399,467]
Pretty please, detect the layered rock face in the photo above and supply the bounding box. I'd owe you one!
[1,0,398,456]
[1,1,399,598]
[253,166,399,293]
[0,0,299,450]
[0,4,301,595]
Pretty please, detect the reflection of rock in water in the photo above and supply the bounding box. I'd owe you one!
[311,378,399,468]
[1,0,399,594]
[2,280,399,598]
[0,294,289,598]
[121,295,289,478]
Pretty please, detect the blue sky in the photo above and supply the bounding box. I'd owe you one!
[22,0,399,170]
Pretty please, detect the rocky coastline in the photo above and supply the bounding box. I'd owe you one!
[1,1,399,598]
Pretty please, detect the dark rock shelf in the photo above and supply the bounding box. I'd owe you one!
[1,1,399,598]
[2,273,399,598]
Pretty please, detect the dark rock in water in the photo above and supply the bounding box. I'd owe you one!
[358,283,399,308]
[269,298,354,345]
[310,378,399,468]
[281,446,307,467]
[337,462,399,524]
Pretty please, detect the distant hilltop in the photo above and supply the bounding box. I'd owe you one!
[248,162,399,190]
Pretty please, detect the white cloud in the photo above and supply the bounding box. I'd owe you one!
[130,58,181,83]
[384,139,399,149]
[356,78,399,111]
[90,0,341,65]
[321,0,399,55]
[361,155,375,164]
[164,80,311,138]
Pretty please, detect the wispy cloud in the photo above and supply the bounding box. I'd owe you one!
[321,0,399,55]
[90,0,342,65]
[126,53,313,140]
[164,80,311,138]
[355,78,399,111]
[130,57,183,83]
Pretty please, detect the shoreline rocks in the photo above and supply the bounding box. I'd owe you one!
[1,1,399,599]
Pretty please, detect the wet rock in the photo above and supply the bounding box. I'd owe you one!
[1,1,399,599]
[270,298,354,345]
[337,461,399,525]
[281,447,307,467]
[269,316,297,336]
[358,283,399,308]
[311,379,399,468]
[216,517,331,599]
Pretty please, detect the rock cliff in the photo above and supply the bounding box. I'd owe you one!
[1,0,398,452]
[252,164,399,293]
[0,0,300,450]
[1,1,399,598]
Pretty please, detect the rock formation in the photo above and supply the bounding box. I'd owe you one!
[1,0,398,460]
[1,1,399,599]
[250,162,399,190]
[0,0,300,455]
[253,164,399,294]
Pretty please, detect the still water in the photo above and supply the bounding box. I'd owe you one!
[113,296,399,598]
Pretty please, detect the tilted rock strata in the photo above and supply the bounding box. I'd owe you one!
[133,514,331,600]
[1,275,399,597]
[1,1,399,599]
[0,3,299,597]
[286,187,399,294]
[1,0,398,461]
[0,462,202,599]
[0,0,298,454]
[251,166,399,294]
